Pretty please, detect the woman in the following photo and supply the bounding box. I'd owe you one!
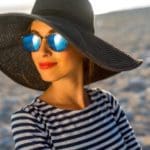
[0,0,143,149]
[30,20,90,110]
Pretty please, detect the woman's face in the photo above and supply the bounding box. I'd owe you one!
[30,20,84,82]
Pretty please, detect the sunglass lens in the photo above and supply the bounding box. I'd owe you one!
[47,33,68,52]
[22,34,41,52]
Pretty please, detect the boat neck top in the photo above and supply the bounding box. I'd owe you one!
[11,87,142,150]
[35,86,98,112]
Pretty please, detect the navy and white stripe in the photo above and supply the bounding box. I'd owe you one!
[11,87,142,150]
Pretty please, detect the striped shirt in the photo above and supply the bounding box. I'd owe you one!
[11,87,142,150]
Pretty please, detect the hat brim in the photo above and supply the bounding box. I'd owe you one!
[0,13,143,91]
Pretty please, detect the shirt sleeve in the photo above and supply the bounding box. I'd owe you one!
[10,109,53,150]
[106,91,142,150]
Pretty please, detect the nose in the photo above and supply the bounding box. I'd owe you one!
[39,38,53,56]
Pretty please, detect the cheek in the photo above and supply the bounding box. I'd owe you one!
[58,50,82,71]
[51,53,72,79]
[58,52,72,71]
[60,51,72,65]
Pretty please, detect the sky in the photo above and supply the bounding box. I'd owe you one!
[0,0,150,15]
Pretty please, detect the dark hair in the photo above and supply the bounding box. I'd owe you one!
[83,56,95,85]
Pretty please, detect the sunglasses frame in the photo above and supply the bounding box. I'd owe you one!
[21,31,69,52]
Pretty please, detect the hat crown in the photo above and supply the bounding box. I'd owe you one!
[31,0,94,33]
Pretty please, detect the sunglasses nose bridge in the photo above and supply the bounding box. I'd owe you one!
[40,37,53,55]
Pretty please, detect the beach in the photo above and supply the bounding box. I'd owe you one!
[0,7,150,149]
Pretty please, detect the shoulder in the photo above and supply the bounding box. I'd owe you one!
[11,97,45,126]
[93,87,121,111]
[92,87,116,101]
[11,108,41,125]
[10,108,51,149]
[10,106,49,134]
[88,86,114,98]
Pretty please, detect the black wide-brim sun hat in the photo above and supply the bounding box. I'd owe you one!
[0,0,143,91]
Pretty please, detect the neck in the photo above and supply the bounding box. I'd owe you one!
[39,65,90,110]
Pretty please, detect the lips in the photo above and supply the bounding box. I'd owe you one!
[39,62,57,69]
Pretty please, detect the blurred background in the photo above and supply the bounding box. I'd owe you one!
[0,0,150,149]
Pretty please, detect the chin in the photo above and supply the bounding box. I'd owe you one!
[40,74,60,82]
[41,76,53,82]
[40,70,69,83]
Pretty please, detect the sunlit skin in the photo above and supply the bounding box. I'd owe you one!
[30,20,91,110]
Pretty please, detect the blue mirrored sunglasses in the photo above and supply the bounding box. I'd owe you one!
[21,32,69,52]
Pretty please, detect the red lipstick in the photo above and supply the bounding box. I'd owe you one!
[39,62,57,69]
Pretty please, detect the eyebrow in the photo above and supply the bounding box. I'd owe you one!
[30,29,55,36]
